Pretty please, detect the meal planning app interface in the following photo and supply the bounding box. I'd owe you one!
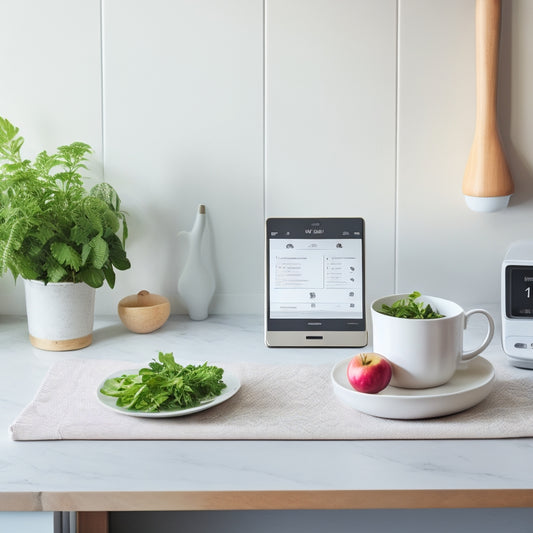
[268,228,363,320]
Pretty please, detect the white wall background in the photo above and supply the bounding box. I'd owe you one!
[1,0,532,319]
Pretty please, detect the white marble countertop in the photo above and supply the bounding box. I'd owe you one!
[1,309,533,512]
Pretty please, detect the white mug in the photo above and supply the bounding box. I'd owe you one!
[371,294,495,389]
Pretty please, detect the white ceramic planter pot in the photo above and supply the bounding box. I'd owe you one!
[23,279,96,351]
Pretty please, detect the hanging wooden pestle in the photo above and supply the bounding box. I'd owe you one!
[462,0,513,212]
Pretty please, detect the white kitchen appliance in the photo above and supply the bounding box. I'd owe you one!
[501,241,533,368]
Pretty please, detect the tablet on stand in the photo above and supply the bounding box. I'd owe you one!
[265,217,367,348]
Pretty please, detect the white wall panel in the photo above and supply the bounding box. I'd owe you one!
[0,0,102,314]
[265,0,398,307]
[2,0,533,322]
[101,0,264,315]
[397,0,533,307]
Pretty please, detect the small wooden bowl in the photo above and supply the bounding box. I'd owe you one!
[118,290,171,333]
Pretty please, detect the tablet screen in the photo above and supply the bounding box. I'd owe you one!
[266,218,365,339]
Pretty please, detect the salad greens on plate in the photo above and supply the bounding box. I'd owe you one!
[99,352,227,412]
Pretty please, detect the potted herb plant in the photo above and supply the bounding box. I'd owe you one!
[0,116,131,350]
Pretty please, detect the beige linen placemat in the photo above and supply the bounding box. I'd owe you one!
[9,356,533,441]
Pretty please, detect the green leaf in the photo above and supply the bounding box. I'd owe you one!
[81,243,91,265]
[43,259,68,283]
[103,264,116,289]
[0,117,23,164]
[108,234,131,270]
[158,351,180,372]
[70,223,91,246]
[77,267,105,288]
[50,242,82,271]
[88,235,109,269]
[103,210,120,235]
[34,151,61,177]
[5,247,41,281]
[34,224,56,245]
[379,291,443,319]
[90,182,120,210]
[0,219,25,275]
[56,142,92,175]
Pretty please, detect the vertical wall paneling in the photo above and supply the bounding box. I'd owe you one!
[265,0,398,307]
[1,0,533,317]
[0,0,102,314]
[101,0,264,315]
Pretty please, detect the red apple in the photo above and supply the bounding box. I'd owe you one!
[346,352,392,394]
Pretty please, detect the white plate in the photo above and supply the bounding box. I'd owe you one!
[331,356,495,420]
[96,367,241,418]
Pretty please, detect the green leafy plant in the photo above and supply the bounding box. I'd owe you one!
[0,116,130,288]
[379,291,444,319]
[100,352,227,412]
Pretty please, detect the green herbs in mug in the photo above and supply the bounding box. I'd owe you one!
[379,291,444,319]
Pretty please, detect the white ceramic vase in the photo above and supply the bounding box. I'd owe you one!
[177,204,215,320]
[23,279,96,351]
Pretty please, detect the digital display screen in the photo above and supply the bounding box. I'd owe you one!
[506,266,533,318]
[266,218,364,331]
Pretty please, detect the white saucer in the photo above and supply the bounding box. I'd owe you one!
[331,356,495,420]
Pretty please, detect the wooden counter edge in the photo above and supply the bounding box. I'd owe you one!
[2,489,533,512]
[74,490,533,533]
